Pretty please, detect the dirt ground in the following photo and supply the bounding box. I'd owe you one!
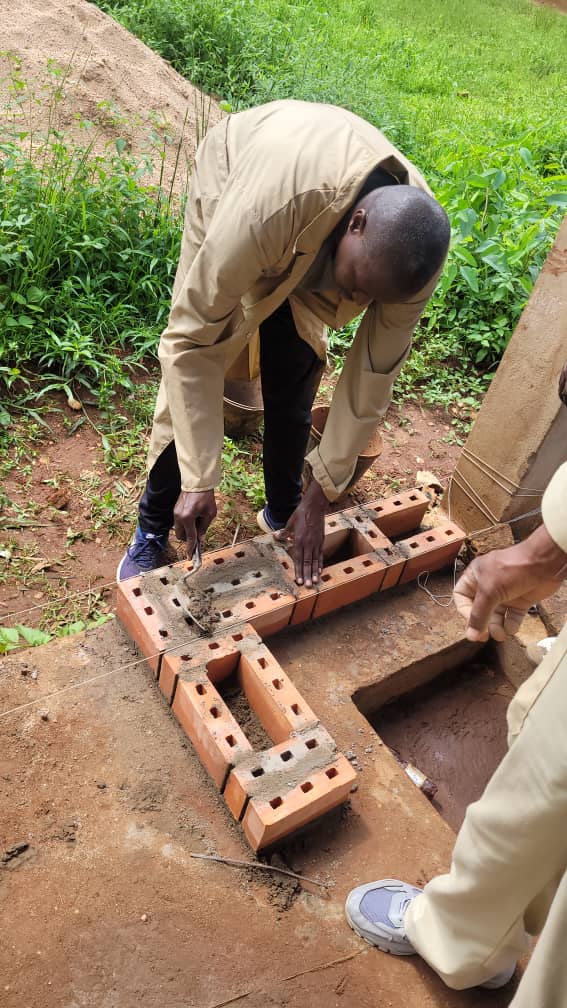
[0,575,528,1008]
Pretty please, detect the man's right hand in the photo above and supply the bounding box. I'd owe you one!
[453,524,567,643]
[173,490,217,557]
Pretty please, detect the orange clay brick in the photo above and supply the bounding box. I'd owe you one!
[171,676,253,789]
[237,646,318,744]
[224,725,340,820]
[242,754,357,850]
[159,624,262,702]
[363,489,429,539]
[313,552,387,619]
[116,570,175,678]
[397,522,466,584]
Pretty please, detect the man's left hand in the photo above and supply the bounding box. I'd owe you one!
[275,479,328,587]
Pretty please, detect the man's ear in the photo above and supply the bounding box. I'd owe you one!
[348,208,367,235]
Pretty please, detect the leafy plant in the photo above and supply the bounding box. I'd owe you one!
[0,56,183,415]
[221,436,265,508]
[0,624,51,653]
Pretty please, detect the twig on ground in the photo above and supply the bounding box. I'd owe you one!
[207,948,369,1008]
[190,851,326,888]
[231,523,240,547]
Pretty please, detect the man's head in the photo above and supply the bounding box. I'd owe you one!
[333,185,450,305]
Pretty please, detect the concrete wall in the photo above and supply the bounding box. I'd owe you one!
[450,215,567,537]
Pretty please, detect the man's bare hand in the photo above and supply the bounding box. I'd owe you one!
[275,480,328,587]
[454,524,567,643]
[173,490,217,557]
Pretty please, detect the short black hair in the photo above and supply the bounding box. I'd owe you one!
[360,186,450,299]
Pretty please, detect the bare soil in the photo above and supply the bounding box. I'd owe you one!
[0,584,522,1008]
[371,656,516,831]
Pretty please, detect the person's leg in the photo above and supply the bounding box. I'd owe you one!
[509,867,567,1008]
[403,623,567,989]
[345,623,567,990]
[138,440,181,535]
[259,301,323,529]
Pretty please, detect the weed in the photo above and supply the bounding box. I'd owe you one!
[221,436,265,509]
[0,56,183,423]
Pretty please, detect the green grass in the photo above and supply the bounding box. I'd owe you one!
[1,1,566,438]
[0,56,183,422]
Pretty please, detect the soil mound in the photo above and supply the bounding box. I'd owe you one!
[0,0,223,190]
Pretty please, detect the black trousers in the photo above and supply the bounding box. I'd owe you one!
[139,301,322,534]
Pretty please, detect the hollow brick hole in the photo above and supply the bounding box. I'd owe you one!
[270,797,283,809]
[301,781,313,793]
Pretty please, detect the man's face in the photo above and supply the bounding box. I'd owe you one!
[333,209,401,305]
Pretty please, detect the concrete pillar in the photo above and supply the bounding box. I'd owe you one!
[450,216,567,539]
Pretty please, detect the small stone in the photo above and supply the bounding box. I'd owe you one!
[350,784,358,794]
[31,671,38,681]
[140,913,148,923]
[39,709,49,722]
[96,782,107,790]
[364,745,373,754]
[345,750,357,762]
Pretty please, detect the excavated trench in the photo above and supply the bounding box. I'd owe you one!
[365,648,520,831]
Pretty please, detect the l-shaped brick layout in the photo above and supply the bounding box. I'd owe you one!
[117,490,465,850]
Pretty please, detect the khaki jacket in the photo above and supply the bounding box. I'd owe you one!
[542,463,567,552]
[149,99,441,500]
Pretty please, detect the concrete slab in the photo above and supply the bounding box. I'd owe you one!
[0,578,522,1008]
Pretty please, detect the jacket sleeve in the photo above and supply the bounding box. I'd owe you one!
[306,270,441,501]
[158,179,291,492]
[542,462,567,553]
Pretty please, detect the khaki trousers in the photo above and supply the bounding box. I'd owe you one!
[404,621,567,1004]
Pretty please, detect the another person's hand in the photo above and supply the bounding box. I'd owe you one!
[275,479,328,587]
[454,524,567,643]
[173,489,217,557]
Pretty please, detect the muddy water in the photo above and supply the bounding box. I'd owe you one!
[370,659,515,831]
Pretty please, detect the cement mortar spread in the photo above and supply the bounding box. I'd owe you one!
[140,540,294,642]
[0,575,526,1007]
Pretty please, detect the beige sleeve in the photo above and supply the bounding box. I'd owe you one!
[542,462,567,553]
[306,270,441,501]
[158,183,286,492]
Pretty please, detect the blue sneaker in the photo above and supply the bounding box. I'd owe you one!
[116,525,174,581]
[345,879,516,988]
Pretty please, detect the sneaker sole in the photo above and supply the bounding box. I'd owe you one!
[345,903,415,956]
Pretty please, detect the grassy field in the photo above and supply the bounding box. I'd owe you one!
[1,0,566,434]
